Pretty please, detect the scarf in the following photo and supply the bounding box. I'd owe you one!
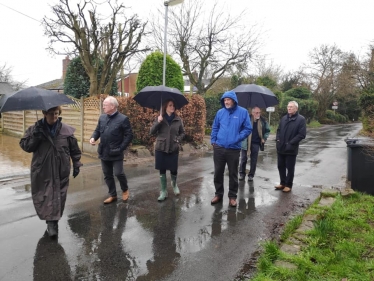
[43,118,60,138]
[164,113,175,125]
[246,116,263,156]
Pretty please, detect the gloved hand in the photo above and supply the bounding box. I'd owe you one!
[33,122,44,138]
[73,167,80,178]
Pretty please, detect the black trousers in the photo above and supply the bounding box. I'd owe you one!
[239,142,260,177]
[213,146,240,199]
[101,160,128,197]
[277,153,297,188]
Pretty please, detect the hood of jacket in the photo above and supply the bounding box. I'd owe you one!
[220,91,238,110]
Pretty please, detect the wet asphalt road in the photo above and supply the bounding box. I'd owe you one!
[0,123,362,281]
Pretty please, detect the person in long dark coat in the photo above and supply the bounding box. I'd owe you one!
[20,106,82,237]
[150,99,185,201]
[275,101,306,193]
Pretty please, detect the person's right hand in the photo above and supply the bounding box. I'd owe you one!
[89,138,96,145]
[73,167,80,178]
[158,115,163,123]
[33,122,44,138]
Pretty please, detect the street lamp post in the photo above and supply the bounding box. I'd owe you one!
[162,0,184,86]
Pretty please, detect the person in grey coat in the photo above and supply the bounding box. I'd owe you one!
[20,106,82,238]
[275,101,306,193]
[90,96,133,204]
[150,99,185,201]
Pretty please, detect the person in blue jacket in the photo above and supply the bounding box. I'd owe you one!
[210,91,252,207]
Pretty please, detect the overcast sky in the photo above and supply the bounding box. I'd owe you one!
[0,0,373,87]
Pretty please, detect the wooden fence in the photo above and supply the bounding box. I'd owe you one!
[0,95,102,153]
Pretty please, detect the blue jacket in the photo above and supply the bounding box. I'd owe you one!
[211,91,252,149]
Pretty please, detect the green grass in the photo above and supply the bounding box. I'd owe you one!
[307,120,322,128]
[250,192,374,281]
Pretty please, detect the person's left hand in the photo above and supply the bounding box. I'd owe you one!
[73,167,80,178]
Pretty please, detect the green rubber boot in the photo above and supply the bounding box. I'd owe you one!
[158,174,168,201]
[171,174,180,195]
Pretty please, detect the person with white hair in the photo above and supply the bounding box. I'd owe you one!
[90,96,133,204]
[239,106,270,182]
[275,101,306,193]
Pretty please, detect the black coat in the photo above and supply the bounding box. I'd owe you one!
[276,112,306,155]
[91,111,133,161]
[20,118,82,221]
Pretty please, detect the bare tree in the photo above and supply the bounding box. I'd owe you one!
[0,63,26,90]
[355,47,374,92]
[304,44,347,119]
[43,0,150,96]
[150,0,261,94]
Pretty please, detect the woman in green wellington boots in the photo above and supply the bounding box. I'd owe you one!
[150,99,185,201]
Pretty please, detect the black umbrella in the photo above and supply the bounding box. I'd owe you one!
[231,84,278,109]
[0,92,12,110]
[134,85,188,112]
[0,87,75,113]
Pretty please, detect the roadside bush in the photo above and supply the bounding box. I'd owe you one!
[204,93,222,129]
[361,104,374,135]
[359,92,374,134]
[326,110,347,123]
[281,87,318,123]
[319,118,336,125]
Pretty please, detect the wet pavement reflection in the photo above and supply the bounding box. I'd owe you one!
[0,123,363,280]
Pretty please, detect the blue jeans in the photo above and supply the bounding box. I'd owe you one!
[101,160,128,197]
[213,146,240,198]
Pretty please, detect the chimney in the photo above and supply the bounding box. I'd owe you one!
[62,56,71,81]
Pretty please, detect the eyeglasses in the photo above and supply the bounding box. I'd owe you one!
[253,112,261,114]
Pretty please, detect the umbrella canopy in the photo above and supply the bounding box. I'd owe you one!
[231,84,279,109]
[0,87,75,113]
[0,92,12,110]
[134,85,188,110]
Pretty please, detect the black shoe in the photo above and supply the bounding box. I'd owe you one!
[239,174,245,181]
[47,221,58,237]
[248,176,253,181]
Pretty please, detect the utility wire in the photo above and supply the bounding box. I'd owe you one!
[0,2,41,23]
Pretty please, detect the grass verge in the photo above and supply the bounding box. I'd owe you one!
[251,192,374,281]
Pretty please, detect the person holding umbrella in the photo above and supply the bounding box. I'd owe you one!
[239,106,270,182]
[150,99,185,201]
[19,106,83,238]
[90,96,133,204]
[210,91,252,207]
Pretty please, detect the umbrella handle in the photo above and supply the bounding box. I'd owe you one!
[160,99,162,117]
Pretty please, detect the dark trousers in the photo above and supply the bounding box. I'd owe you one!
[277,153,297,188]
[159,169,177,175]
[101,160,128,197]
[213,146,240,199]
[239,143,260,177]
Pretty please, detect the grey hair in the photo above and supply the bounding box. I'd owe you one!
[105,96,119,108]
[288,101,299,109]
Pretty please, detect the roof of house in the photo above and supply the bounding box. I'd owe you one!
[0,82,15,96]
[36,79,64,90]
